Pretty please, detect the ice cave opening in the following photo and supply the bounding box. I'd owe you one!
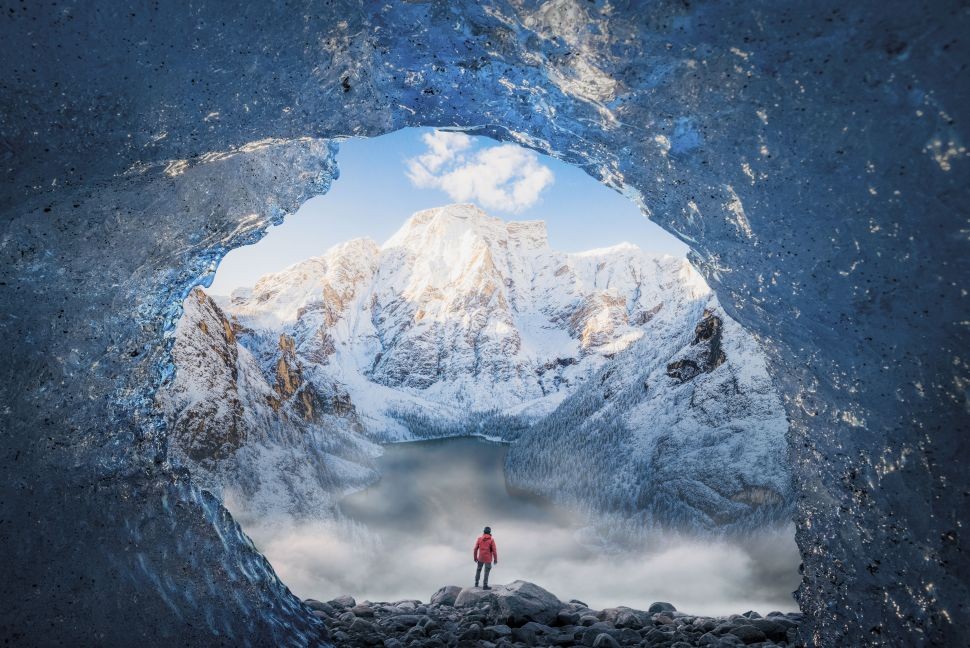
[2,3,966,646]
[164,128,800,617]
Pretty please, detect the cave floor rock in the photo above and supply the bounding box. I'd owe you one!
[305,580,802,647]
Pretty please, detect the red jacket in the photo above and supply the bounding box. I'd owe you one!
[474,533,498,563]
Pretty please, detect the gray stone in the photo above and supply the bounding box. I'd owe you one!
[431,585,463,607]
[713,622,736,635]
[549,631,578,646]
[380,614,424,631]
[330,595,357,609]
[727,624,767,644]
[748,618,790,642]
[304,599,330,612]
[520,621,553,635]
[483,624,513,641]
[615,608,648,629]
[454,581,562,627]
[459,623,482,641]
[403,626,426,642]
[644,628,672,642]
[694,619,717,633]
[617,627,640,643]
[591,633,620,648]
[581,626,620,646]
[555,610,580,626]
[511,626,537,645]
[352,604,376,617]
[348,616,376,634]
[648,603,677,615]
[715,635,744,647]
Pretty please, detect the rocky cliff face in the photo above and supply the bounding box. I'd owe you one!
[161,287,379,518]
[163,204,790,532]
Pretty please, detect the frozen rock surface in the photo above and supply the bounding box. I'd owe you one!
[0,1,966,646]
[164,204,789,531]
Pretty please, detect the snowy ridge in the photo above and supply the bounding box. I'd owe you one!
[165,204,791,531]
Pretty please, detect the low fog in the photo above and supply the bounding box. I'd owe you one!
[232,438,800,616]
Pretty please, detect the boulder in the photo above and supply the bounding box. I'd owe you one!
[549,631,580,646]
[482,624,512,641]
[304,598,332,613]
[329,594,357,609]
[403,626,425,642]
[351,604,376,617]
[747,618,790,642]
[614,608,648,629]
[554,610,581,626]
[459,623,482,641]
[431,585,463,607]
[644,628,672,642]
[728,624,768,644]
[581,625,620,646]
[520,621,553,635]
[379,614,424,631]
[648,602,677,614]
[454,580,562,627]
[454,587,493,608]
[592,633,620,648]
[617,628,640,643]
[511,626,537,645]
[348,616,375,634]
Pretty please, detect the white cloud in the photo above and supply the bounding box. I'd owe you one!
[406,131,555,212]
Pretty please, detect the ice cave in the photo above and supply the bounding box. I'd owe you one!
[0,1,966,646]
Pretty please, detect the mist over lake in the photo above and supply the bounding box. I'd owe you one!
[236,437,800,616]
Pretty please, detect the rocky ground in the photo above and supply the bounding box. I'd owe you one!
[304,580,803,647]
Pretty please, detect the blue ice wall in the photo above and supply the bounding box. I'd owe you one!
[0,1,966,645]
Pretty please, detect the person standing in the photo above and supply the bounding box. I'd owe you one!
[473,526,498,589]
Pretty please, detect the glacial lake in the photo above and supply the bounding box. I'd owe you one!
[248,436,800,615]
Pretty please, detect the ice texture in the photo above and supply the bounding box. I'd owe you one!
[0,1,967,645]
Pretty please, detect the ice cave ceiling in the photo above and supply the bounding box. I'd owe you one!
[0,0,967,646]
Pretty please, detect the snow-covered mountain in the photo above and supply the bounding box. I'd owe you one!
[161,204,791,532]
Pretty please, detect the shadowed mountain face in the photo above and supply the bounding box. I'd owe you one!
[162,204,791,533]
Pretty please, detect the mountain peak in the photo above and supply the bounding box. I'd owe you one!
[383,203,548,252]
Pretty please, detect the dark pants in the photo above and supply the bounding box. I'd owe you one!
[475,561,492,586]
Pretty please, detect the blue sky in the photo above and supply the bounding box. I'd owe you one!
[208,128,687,295]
